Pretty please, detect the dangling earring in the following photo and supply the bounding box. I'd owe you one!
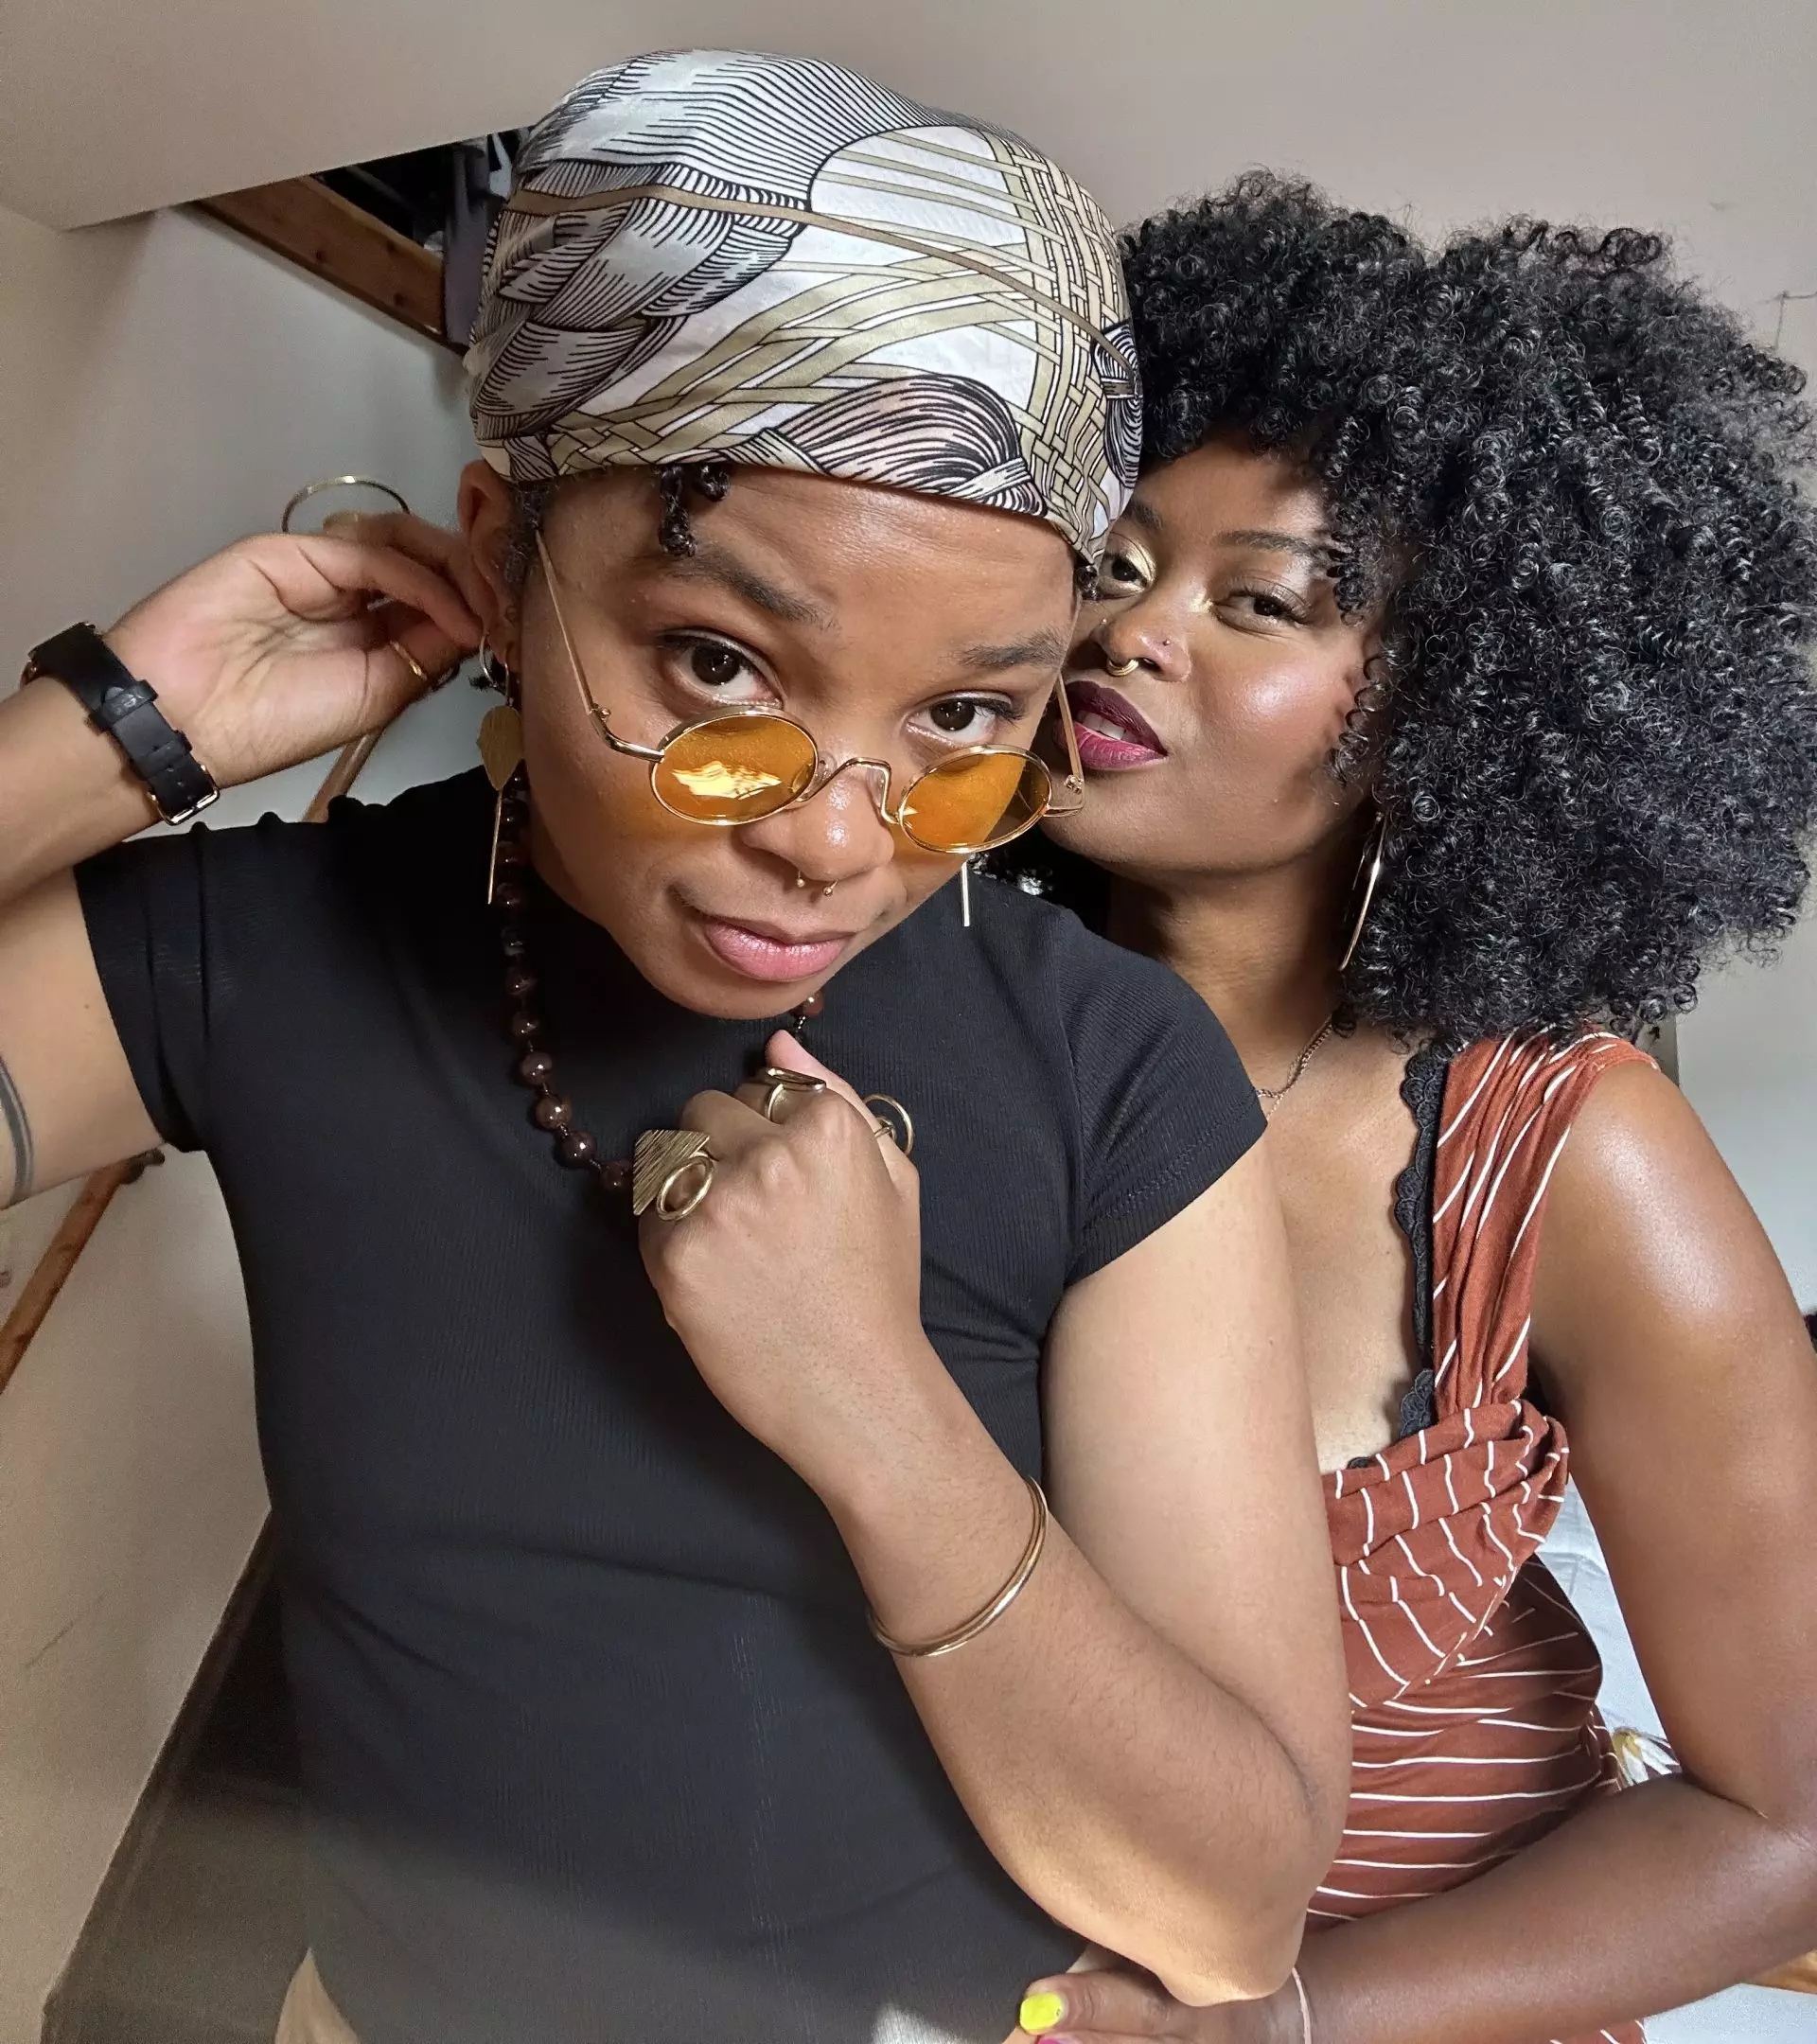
[960,858,974,930]
[1338,809,1387,974]
[478,645,524,905]
[475,633,514,696]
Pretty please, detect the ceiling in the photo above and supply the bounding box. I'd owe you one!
[3,0,1813,346]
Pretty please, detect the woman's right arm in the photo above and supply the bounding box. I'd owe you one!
[0,523,481,1207]
[1016,1062,1817,2044]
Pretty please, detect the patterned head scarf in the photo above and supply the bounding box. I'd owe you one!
[467,48,1138,558]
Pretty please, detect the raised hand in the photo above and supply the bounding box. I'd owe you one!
[101,514,484,792]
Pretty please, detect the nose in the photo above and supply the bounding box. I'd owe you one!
[737,757,904,891]
[1095,592,1190,684]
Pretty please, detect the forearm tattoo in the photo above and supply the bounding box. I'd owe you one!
[0,1051,33,1207]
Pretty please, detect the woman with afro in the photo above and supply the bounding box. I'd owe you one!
[1010,175,1817,2044]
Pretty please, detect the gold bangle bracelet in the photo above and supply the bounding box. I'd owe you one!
[868,1476,1049,1659]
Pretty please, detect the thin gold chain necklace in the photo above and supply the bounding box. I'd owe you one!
[1253,1013,1337,1116]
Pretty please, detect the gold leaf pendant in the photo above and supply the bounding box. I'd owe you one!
[479,703,524,792]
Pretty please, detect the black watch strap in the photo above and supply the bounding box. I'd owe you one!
[24,623,219,824]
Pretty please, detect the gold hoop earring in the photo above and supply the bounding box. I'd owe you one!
[476,635,516,698]
[280,475,408,533]
[1338,810,1387,974]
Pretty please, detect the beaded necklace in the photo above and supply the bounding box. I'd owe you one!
[487,769,822,1192]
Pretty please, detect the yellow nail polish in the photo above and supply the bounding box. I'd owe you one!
[1019,1990,1067,2035]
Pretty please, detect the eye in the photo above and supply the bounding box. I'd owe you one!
[690,641,746,688]
[1092,543,1153,598]
[1223,585,1312,627]
[910,696,1015,745]
[659,632,774,705]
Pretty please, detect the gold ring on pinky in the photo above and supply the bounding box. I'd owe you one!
[862,1093,914,1158]
[632,1129,716,1222]
[753,1066,827,1123]
[387,638,432,690]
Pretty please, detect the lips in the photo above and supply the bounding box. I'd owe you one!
[694,911,859,984]
[1065,678,1168,770]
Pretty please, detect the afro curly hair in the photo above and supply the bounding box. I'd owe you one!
[1106,172,1817,1043]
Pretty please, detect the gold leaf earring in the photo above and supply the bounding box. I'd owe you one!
[478,637,524,905]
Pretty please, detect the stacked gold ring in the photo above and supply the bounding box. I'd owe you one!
[752,1066,827,1122]
[631,1129,716,1222]
[862,1093,914,1158]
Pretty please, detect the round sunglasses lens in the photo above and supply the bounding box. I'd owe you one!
[898,751,1051,854]
[653,715,818,823]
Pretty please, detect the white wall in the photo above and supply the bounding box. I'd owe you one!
[0,203,481,2044]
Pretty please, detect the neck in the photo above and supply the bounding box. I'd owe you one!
[1106,829,1363,1086]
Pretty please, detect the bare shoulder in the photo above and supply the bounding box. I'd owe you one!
[1534,1051,1805,1400]
[1545,1056,1762,1281]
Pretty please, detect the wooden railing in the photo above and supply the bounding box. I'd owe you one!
[197,177,457,353]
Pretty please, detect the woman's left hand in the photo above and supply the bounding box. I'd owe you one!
[1016,1969,1297,2044]
[637,1030,934,1491]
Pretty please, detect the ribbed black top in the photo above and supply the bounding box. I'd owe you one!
[78,771,1261,2044]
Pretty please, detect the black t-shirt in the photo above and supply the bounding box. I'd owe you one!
[78,770,1261,2044]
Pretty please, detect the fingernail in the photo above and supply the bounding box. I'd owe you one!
[1019,1991,1067,2034]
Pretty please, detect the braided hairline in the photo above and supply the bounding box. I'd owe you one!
[503,466,1098,594]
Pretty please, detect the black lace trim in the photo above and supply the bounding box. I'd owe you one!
[1390,1041,1449,1443]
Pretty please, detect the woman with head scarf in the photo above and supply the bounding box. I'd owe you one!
[1010,178,1817,2044]
[0,55,1346,2044]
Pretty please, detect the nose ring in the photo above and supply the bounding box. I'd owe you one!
[1105,656,1144,678]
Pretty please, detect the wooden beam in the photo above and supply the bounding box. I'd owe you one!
[197,175,455,351]
[0,1156,156,1396]
[303,730,383,822]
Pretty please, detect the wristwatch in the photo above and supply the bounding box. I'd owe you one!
[22,623,219,824]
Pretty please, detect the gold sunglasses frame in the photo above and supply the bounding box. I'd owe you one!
[533,531,1085,857]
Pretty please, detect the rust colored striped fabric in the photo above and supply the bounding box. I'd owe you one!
[1314,1031,1654,2044]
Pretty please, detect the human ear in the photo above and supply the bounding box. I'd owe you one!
[457,460,522,667]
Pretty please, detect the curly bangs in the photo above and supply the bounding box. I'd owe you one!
[1123,171,1817,1041]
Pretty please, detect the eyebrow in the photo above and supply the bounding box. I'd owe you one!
[663,543,837,630]
[952,628,1070,678]
[1118,499,1338,568]
[1216,527,1339,566]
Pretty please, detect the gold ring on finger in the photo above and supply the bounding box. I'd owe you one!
[387,636,431,690]
[632,1128,715,1218]
[862,1093,914,1158]
[754,1066,827,1123]
[655,1155,714,1221]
